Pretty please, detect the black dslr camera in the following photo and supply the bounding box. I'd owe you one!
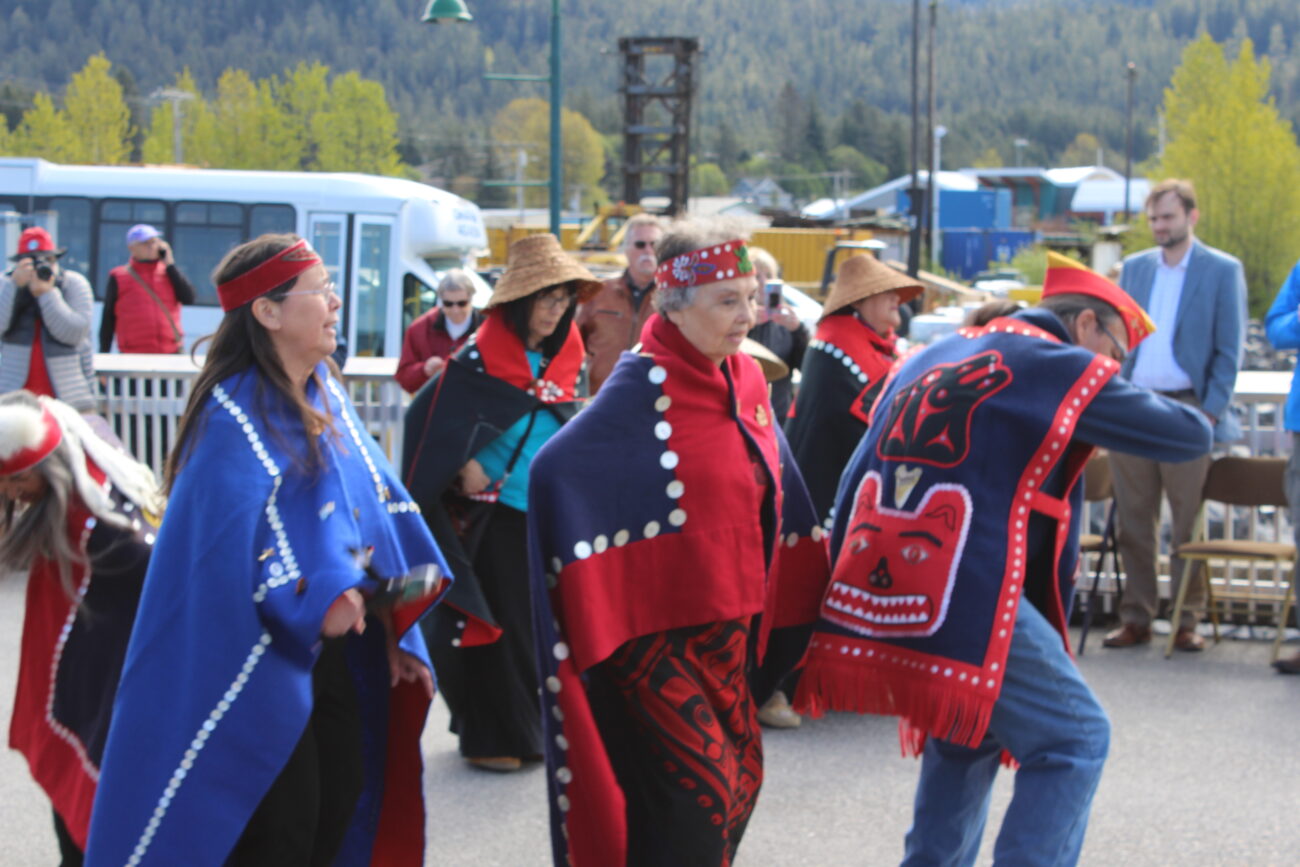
[33,261,53,282]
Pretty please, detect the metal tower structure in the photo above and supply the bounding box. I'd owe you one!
[619,37,699,216]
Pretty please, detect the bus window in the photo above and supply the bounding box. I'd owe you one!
[354,221,391,357]
[174,201,245,306]
[402,273,436,331]
[45,197,92,280]
[250,204,296,237]
[97,199,168,296]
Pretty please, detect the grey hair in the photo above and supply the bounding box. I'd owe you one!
[748,246,780,283]
[0,392,162,602]
[621,213,664,251]
[653,218,753,314]
[437,268,476,298]
[1037,293,1123,336]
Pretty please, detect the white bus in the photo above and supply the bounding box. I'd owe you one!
[0,158,489,357]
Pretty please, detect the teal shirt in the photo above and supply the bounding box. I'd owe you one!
[473,350,563,511]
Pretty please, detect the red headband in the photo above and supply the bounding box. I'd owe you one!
[655,239,754,291]
[0,404,63,476]
[217,240,323,312]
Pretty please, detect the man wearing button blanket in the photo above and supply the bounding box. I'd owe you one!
[526,221,830,867]
[795,252,1213,865]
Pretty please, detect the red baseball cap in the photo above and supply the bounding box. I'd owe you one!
[10,227,66,261]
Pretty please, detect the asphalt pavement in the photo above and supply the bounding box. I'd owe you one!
[1,571,1296,865]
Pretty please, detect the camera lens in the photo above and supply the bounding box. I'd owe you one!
[34,263,53,281]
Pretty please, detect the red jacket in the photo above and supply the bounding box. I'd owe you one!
[108,260,184,354]
[395,308,483,394]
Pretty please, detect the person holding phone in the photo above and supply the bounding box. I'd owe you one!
[745,246,808,422]
[99,224,197,354]
[395,269,484,394]
[0,228,97,411]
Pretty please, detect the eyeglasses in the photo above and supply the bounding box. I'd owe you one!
[1096,320,1128,363]
[283,281,336,299]
[632,239,657,250]
[441,299,470,308]
[536,291,575,311]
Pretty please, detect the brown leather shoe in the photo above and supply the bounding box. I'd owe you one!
[1102,623,1152,648]
[466,756,523,773]
[1271,653,1300,675]
[1173,627,1206,652]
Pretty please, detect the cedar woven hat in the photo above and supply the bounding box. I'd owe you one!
[821,254,923,321]
[488,234,602,308]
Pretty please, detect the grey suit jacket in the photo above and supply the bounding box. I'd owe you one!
[1118,240,1246,442]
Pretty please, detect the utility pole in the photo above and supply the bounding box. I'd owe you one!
[925,0,938,270]
[150,88,193,164]
[907,0,922,277]
[1123,61,1137,225]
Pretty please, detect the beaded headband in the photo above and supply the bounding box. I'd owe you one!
[217,239,323,312]
[655,239,754,291]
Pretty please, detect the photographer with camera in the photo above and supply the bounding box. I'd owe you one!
[0,228,97,412]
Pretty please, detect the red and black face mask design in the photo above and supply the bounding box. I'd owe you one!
[823,472,972,638]
[876,351,1012,467]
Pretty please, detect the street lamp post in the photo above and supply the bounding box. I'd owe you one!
[907,0,922,278]
[931,125,946,270]
[1123,61,1137,225]
[425,0,563,236]
[150,88,194,164]
[1013,137,1029,167]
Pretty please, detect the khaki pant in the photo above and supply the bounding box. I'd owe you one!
[1109,393,1213,630]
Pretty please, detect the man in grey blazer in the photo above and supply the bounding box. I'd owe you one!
[1104,179,1245,651]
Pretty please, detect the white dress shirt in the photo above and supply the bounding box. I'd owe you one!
[1129,246,1194,391]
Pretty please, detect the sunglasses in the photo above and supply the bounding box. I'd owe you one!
[632,240,656,250]
[441,300,470,308]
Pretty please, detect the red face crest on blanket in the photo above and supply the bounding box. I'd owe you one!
[876,351,1012,467]
[823,473,972,637]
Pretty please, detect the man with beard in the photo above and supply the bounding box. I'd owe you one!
[576,213,663,394]
[1104,179,1247,652]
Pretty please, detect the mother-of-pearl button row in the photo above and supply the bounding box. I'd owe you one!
[809,639,1001,689]
[328,378,390,504]
[46,531,99,781]
[211,386,303,606]
[542,673,574,815]
[127,632,273,866]
[809,339,869,385]
[559,363,687,568]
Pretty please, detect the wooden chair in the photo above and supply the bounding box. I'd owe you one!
[1076,450,1119,655]
[1165,456,1296,659]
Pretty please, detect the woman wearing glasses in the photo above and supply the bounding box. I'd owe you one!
[403,232,600,773]
[395,269,485,394]
[88,234,451,866]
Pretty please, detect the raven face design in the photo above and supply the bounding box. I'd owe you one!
[823,473,972,638]
[876,351,1011,467]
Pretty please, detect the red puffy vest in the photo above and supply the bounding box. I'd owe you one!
[111,260,183,353]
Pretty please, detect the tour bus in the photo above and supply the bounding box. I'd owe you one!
[0,157,490,357]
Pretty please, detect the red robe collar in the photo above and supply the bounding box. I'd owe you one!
[473,308,585,403]
[814,313,897,371]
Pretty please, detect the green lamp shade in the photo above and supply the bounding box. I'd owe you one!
[422,0,472,23]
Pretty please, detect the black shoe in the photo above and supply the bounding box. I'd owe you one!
[1272,653,1300,675]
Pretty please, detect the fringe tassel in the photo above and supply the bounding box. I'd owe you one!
[793,654,996,752]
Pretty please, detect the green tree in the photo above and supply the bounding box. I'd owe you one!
[691,162,730,196]
[489,98,607,209]
[828,144,887,191]
[314,71,404,176]
[63,54,133,164]
[1059,132,1105,167]
[971,146,1005,168]
[279,61,331,170]
[141,69,217,166]
[1158,35,1300,313]
[10,93,76,162]
[208,69,297,170]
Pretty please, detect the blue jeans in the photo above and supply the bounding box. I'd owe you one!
[901,602,1110,867]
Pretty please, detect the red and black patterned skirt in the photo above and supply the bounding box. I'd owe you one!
[584,618,762,867]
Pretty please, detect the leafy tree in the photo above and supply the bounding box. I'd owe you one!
[828,144,887,191]
[141,69,217,166]
[10,93,76,162]
[805,97,829,164]
[715,123,742,177]
[971,146,1005,168]
[209,69,298,170]
[279,61,331,170]
[63,54,133,164]
[691,162,730,196]
[314,71,405,176]
[1157,34,1300,314]
[774,83,807,163]
[1059,133,1105,167]
[490,98,607,209]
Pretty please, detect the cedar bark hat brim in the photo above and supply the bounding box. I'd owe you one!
[821,254,924,320]
[488,233,603,308]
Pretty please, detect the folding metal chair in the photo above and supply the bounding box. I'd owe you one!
[1165,456,1297,659]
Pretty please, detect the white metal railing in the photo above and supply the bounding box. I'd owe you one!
[94,354,410,474]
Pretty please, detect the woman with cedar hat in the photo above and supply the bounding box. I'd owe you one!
[403,232,600,772]
[86,234,451,866]
[785,253,924,526]
[0,228,97,411]
[525,221,829,866]
[0,391,159,866]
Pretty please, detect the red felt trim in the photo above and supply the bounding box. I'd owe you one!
[369,680,429,866]
[474,310,585,403]
[216,239,322,312]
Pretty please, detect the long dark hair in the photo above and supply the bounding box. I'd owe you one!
[164,234,338,493]
[497,281,579,359]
